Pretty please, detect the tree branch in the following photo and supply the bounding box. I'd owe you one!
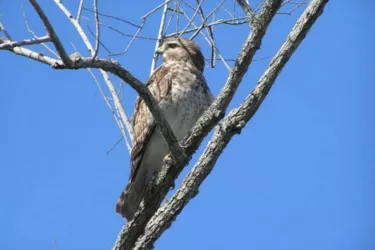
[29,0,72,66]
[236,0,256,25]
[76,0,85,23]
[91,0,100,61]
[133,0,328,247]
[1,43,59,65]
[150,0,169,74]
[0,35,51,49]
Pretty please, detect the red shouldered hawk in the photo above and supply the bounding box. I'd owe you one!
[116,37,213,220]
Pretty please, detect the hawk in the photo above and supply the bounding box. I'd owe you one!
[116,37,213,220]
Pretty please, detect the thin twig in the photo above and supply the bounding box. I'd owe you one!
[178,0,205,37]
[164,6,177,35]
[92,0,100,61]
[176,0,180,32]
[87,25,112,54]
[110,0,172,56]
[107,136,128,155]
[168,16,248,37]
[87,68,132,153]
[181,7,230,69]
[142,0,173,19]
[83,7,141,28]
[82,16,157,41]
[236,0,256,23]
[0,22,13,40]
[150,0,169,74]
[278,0,307,15]
[195,0,217,68]
[77,0,85,23]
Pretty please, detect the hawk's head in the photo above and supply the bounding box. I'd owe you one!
[156,37,205,72]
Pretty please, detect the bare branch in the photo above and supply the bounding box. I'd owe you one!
[150,0,169,74]
[77,0,85,23]
[3,43,59,65]
[143,0,173,19]
[29,0,72,66]
[178,0,204,37]
[83,7,141,28]
[87,68,132,153]
[278,0,308,15]
[87,25,112,54]
[194,0,224,69]
[0,35,51,49]
[109,0,172,56]
[0,23,13,40]
[167,16,248,37]
[82,16,157,41]
[236,0,256,23]
[92,0,100,61]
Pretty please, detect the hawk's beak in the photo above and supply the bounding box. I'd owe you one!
[155,47,164,54]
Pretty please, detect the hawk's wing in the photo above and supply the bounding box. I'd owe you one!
[129,64,172,183]
[115,65,172,219]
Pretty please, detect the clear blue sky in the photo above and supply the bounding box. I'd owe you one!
[1,1,374,250]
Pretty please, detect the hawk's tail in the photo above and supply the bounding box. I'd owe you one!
[115,180,144,221]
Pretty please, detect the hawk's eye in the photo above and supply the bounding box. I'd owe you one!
[168,43,178,49]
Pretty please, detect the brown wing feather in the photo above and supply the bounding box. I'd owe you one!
[128,64,172,182]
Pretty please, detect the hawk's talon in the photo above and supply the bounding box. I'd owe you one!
[163,153,172,164]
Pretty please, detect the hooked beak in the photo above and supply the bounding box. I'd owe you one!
[155,46,164,54]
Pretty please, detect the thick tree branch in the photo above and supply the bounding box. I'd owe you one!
[112,1,283,249]
[29,0,72,66]
[133,0,328,248]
